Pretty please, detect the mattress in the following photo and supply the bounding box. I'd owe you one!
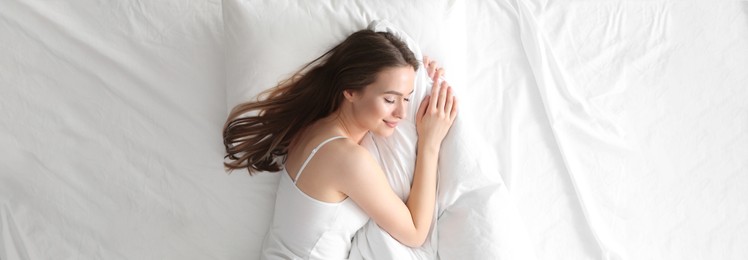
[1,0,746,259]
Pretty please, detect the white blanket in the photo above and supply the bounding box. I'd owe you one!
[349,20,537,260]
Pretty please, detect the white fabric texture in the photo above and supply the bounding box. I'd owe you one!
[0,1,244,259]
[1,0,747,259]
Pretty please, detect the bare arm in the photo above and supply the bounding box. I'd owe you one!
[340,60,457,247]
[406,60,458,245]
[401,140,439,245]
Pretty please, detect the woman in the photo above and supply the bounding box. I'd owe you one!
[223,29,457,259]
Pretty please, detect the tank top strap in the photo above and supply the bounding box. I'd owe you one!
[293,136,347,184]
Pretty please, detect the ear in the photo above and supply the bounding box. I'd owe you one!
[343,89,358,102]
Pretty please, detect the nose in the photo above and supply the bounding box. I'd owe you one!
[394,100,407,119]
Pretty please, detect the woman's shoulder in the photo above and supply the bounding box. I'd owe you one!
[317,137,378,172]
[320,137,368,159]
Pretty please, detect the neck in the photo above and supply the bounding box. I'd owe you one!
[323,107,367,144]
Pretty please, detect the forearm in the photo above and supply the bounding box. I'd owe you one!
[405,142,439,245]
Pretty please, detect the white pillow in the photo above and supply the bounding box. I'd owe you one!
[223,0,466,111]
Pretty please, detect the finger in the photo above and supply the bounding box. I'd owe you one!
[449,96,458,122]
[430,70,441,111]
[437,80,449,111]
[418,95,430,119]
[428,62,438,77]
[445,86,454,116]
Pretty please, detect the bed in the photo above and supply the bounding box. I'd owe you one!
[1,0,746,259]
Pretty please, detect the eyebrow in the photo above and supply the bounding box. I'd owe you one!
[383,89,415,96]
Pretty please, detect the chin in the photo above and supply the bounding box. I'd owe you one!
[370,127,396,137]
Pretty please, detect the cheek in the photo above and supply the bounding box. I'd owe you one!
[372,101,392,119]
[360,99,385,116]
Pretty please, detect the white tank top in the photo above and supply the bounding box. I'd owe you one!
[261,136,369,260]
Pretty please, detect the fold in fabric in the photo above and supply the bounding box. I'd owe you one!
[1,203,31,260]
[514,1,630,259]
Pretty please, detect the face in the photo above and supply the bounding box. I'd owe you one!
[345,66,415,137]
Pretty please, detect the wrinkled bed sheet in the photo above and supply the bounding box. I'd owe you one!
[1,0,747,259]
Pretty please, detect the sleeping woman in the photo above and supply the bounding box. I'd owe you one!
[222,29,456,259]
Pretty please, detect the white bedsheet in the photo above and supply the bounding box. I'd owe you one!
[0,1,253,259]
[512,1,748,259]
[1,0,747,259]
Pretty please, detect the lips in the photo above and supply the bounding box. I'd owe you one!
[383,120,398,128]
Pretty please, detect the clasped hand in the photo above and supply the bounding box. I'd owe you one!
[416,56,458,151]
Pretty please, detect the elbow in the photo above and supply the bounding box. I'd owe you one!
[405,239,426,248]
[401,233,428,248]
[388,222,432,247]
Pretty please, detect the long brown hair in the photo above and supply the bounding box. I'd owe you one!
[223,29,419,174]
